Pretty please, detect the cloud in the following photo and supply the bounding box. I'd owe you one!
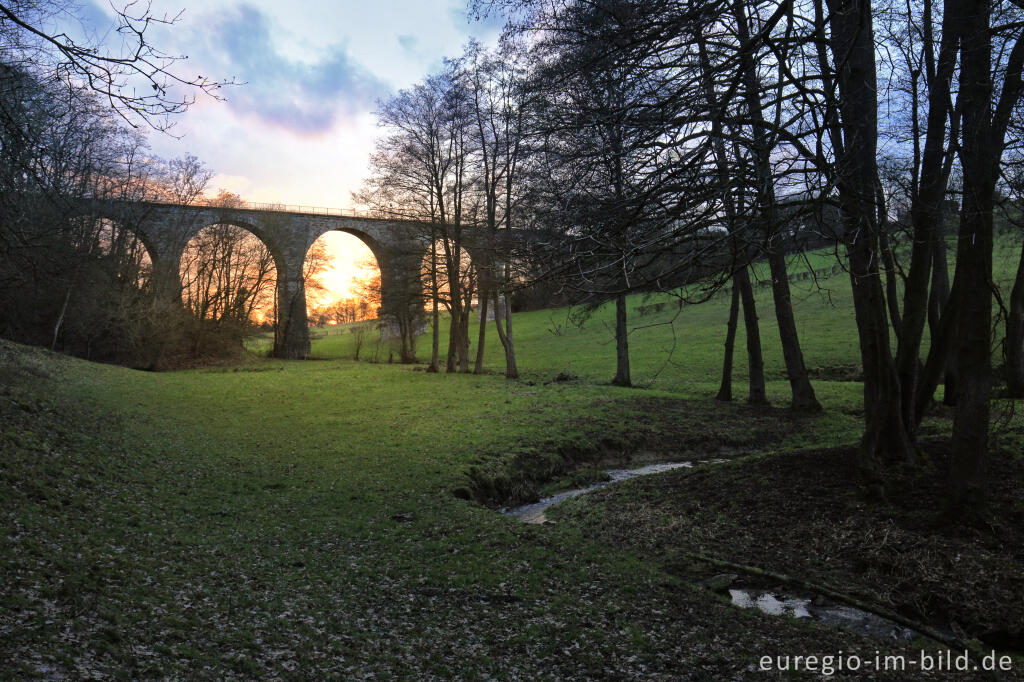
[196,4,389,134]
[75,0,118,39]
[449,2,508,38]
[397,34,419,55]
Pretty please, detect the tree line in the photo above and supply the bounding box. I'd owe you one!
[358,0,1024,510]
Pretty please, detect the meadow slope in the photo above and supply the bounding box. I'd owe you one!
[3,240,1023,679]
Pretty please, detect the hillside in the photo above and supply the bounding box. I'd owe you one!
[3,238,1024,678]
[308,237,1023,401]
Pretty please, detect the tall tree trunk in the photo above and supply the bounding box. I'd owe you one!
[927,223,956,404]
[459,302,472,373]
[51,284,72,351]
[457,255,473,373]
[612,293,631,386]
[428,235,440,373]
[897,2,959,434]
[696,32,766,406]
[878,225,904,335]
[474,263,489,374]
[1006,243,1024,397]
[941,337,960,408]
[448,312,468,373]
[916,276,960,422]
[446,319,457,373]
[717,283,741,401]
[446,285,467,373]
[934,100,963,409]
[733,0,820,411]
[846,225,913,468]
[949,0,1024,508]
[827,0,914,468]
[948,203,994,509]
[442,229,470,373]
[493,286,519,379]
[947,0,997,510]
[737,267,768,403]
[767,246,822,410]
[429,297,440,372]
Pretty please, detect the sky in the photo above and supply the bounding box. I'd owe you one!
[72,0,504,304]
[81,0,504,208]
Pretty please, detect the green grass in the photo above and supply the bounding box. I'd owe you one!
[3,236,1024,677]
[309,262,859,396]
[7,341,874,678]
[310,236,1022,397]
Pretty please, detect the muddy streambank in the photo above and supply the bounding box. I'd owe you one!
[455,397,805,508]
[499,459,945,649]
[547,440,1024,660]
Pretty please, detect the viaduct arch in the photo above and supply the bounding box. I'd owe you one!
[87,200,429,359]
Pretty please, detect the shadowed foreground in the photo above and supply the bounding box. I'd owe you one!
[5,340,1020,679]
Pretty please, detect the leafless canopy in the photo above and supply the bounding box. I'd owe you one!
[0,0,231,130]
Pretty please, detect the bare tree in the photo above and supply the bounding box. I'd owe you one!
[0,72,207,365]
[179,223,276,326]
[695,18,770,406]
[478,0,1024,508]
[358,64,476,372]
[0,0,229,129]
[158,154,214,205]
[462,39,530,378]
[1003,161,1024,397]
[884,0,962,433]
[944,0,1024,508]
[0,0,231,366]
[179,191,277,355]
[524,0,706,387]
[731,0,821,410]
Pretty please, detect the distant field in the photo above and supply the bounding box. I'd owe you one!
[300,236,1023,399]
[309,256,858,395]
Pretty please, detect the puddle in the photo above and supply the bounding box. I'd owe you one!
[729,588,920,642]
[502,461,696,524]
[730,589,812,618]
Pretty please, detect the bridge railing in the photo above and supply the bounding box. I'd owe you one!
[177,199,370,218]
[173,199,420,221]
[236,202,368,217]
[86,195,422,222]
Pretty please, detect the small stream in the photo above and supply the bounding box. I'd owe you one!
[501,459,927,644]
[501,461,697,524]
[729,589,919,641]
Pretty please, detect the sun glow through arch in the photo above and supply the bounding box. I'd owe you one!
[306,231,381,324]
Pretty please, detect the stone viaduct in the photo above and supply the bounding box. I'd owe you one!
[87,200,432,359]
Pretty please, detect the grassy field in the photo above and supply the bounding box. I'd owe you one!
[3,239,1023,678]
[302,236,1023,394]
[304,268,861,398]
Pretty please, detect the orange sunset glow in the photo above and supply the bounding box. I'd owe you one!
[306,231,380,315]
